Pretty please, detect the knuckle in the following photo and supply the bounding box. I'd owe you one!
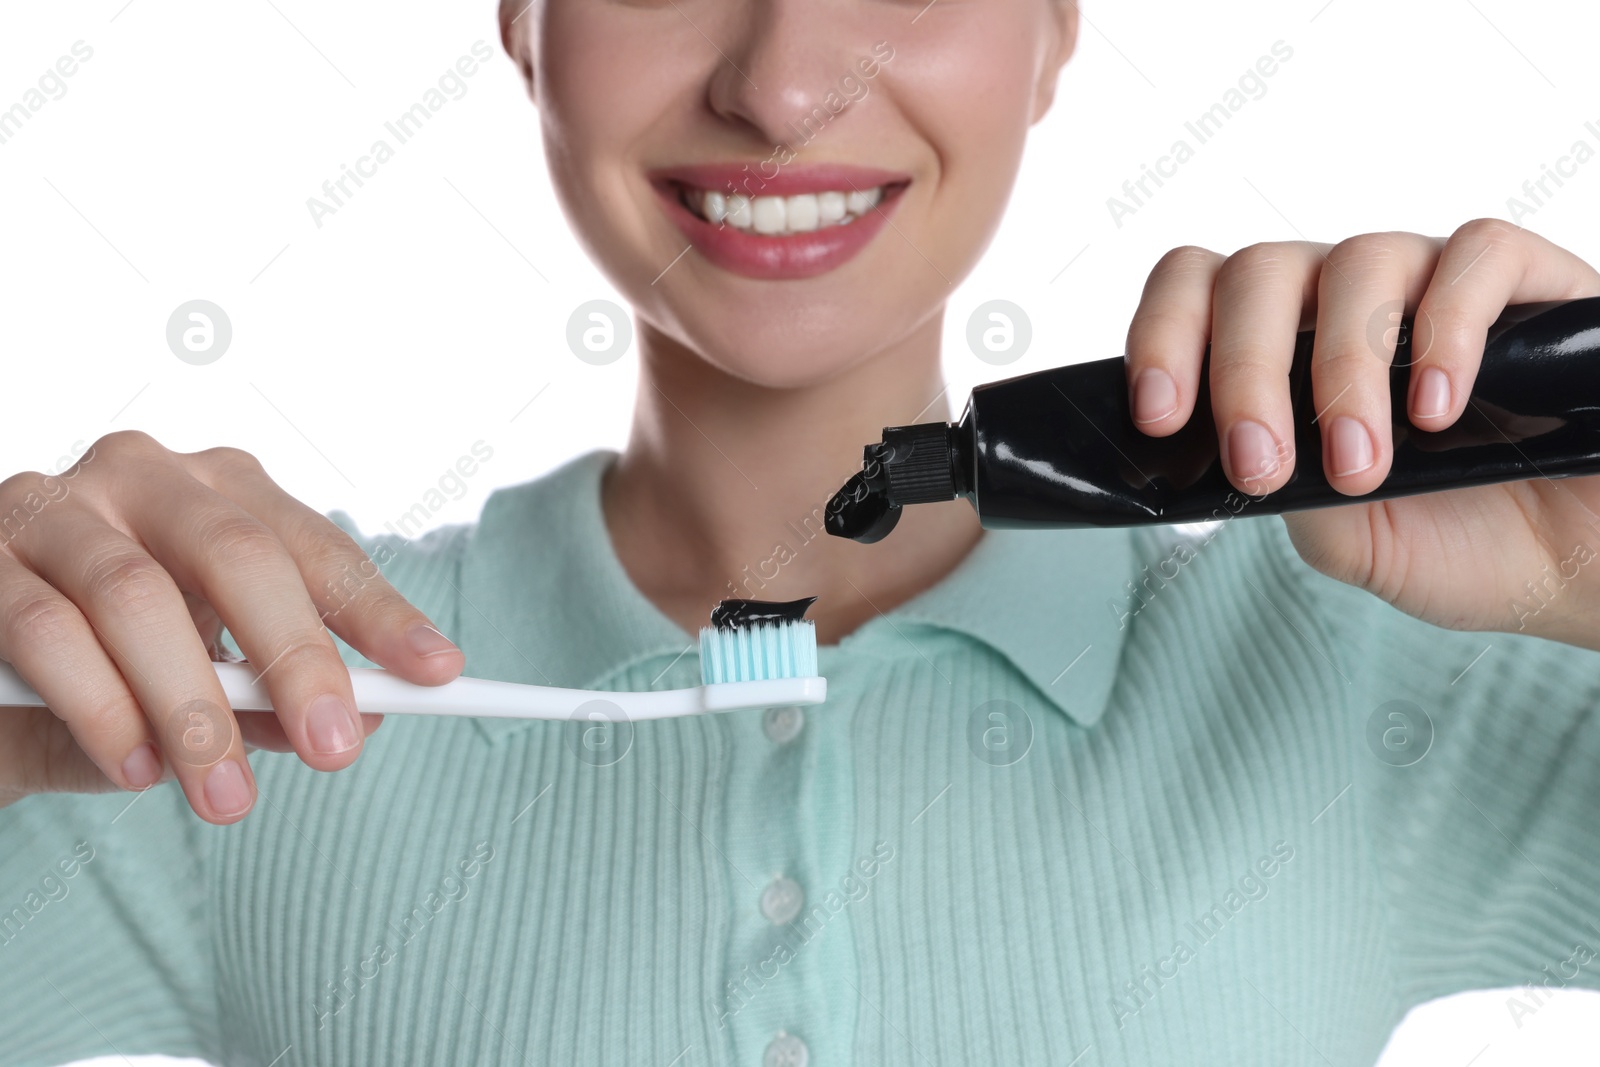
[1317,352,1382,387]
[295,534,356,581]
[71,695,139,742]
[1325,232,1404,273]
[4,591,82,651]
[293,511,364,561]
[307,537,383,596]
[70,432,171,494]
[0,471,53,510]
[1316,344,1376,377]
[303,524,397,597]
[91,429,167,460]
[0,471,79,557]
[314,565,395,627]
[1215,242,1295,291]
[261,636,342,682]
[1152,244,1222,277]
[197,511,287,573]
[1210,348,1279,385]
[82,552,174,612]
[194,445,265,484]
[1452,216,1518,249]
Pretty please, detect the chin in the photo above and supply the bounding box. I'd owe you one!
[652,301,900,390]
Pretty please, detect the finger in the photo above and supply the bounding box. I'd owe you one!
[9,508,256,823]
[1209,241,1329,495]
[186,590,228,658]
[1410,219,1600,430]
[184,447,465,686]
[1309,232,1443,495]
[1125,246,1226,436]
[0,537,162,793]
[0,710,118,802]
[235,709,292,753]
[237,709,381,754]
[106,468,370,774]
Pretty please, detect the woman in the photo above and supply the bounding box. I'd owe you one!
[3,0,1599,1063]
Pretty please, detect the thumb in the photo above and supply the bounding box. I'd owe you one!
[0,709,122,801]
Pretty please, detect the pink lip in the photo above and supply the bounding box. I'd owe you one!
[647,162,912,281]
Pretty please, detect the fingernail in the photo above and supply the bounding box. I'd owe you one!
[306,693,360,755]
[1329,416,1375,477]
[121,741,162,790]
[1413,367,1451,419]
[1227,419,1282,486]
[407,623,460,658]
[1132,368,1178,424]
[204,760,253,817]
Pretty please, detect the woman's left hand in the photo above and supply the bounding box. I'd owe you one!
[1125,220,1600,650]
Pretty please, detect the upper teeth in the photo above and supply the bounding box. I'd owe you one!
[690,185,884,235]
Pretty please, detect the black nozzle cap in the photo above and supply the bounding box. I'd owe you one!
[875,423,959,505]
[825,422,959,543]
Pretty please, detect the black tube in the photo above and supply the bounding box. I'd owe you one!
[826,296,1600,541]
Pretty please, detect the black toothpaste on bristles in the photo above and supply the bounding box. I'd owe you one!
[699,596,820,684]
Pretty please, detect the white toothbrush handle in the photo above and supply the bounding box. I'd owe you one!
[0,660,825,721]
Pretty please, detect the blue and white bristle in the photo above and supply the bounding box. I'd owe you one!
[699,619,819,684]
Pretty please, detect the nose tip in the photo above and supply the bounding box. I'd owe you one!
[703,6,868,149]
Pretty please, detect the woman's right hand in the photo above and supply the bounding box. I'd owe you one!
[0,430,466,824]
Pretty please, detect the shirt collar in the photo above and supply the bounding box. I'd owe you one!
[455,449,1135,744]
[880,516,1134,728]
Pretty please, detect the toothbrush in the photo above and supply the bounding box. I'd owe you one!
[0,597,825,722]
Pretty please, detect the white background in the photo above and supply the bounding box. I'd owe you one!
[2,0,1597,1063]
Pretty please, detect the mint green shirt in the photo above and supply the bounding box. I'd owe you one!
[4,449,1600,1066]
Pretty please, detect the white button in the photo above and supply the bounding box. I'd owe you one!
[763,705,805,744]
[763,1031,808,1067]
[760,876,805,925]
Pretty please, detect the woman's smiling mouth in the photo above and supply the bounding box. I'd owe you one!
[648,163,912,281]
[680,183,887,235]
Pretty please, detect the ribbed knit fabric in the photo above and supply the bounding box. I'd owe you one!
[4,448,1600,1066]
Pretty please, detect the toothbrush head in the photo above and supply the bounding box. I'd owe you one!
[699,596,820,684]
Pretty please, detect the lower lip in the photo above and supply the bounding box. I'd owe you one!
[652,181,907,281]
